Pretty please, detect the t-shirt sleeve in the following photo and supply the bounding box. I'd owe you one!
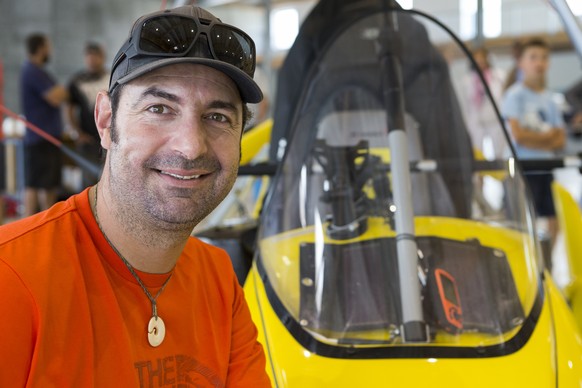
[68,77,83,105]
[24,66,56,99]
[226,278,271,387]
[0,260,37,386]
[501,88,520,120]
[68,80,82,105]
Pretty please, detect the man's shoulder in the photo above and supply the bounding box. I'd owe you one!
[502,83,529,111]
[182,236,238,276]
[20,61,35,73]
[0,196,80,247]
[20,61,45,79]
[184,236,230,260]
[20,62,55,94]
[20,62,37,83]
[0,195,91,288]
[505,82,526,97]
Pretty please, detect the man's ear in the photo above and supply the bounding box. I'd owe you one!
[95,91,113,150]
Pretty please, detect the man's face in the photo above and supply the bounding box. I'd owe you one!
[40,41,51,64]
[85,50,105,73]
[519,45,549,83]
[102,63,243,230]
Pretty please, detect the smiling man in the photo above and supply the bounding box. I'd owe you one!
[0,5,271,387]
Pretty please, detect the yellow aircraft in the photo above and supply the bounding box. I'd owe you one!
[553,181,582,331]
[198,1,582,386]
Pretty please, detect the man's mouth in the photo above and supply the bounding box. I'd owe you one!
[159,170,203,180]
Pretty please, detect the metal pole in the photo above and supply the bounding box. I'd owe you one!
[474,0,484,47]
[550,0,582,63]
[5,139,16,194]
[378,9,427,342]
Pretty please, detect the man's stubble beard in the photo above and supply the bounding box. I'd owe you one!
[105,123,239,246]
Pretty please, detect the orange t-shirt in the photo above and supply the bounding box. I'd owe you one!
[0,188,271,387]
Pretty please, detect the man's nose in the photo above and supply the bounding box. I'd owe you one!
[170,116,209,159]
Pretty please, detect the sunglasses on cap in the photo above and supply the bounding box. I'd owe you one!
[110,14,256,82]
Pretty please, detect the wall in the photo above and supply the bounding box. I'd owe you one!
[1,0,582,115]
[0,0,161,113]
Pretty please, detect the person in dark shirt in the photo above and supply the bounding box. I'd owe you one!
[67,42,109,188]
[20,33,69,216]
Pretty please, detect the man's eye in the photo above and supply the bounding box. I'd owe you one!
[147,105,168,114]
[208,113,229,123]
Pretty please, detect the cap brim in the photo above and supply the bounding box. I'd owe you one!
[114,57,263,104]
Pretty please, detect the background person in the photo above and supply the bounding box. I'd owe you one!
[501,37,566,249]
[458,47,508,216]
[460,47,507,159]
[19,33,68,216]
[67,41,109,189]
[503,39,524,92]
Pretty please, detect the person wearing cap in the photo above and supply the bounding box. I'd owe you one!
[0,5,271,387]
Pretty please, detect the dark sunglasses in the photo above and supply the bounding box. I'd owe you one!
[112,14,256,79]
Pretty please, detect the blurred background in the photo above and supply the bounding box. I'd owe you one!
[2,0,582,286]
[1,0,582,114]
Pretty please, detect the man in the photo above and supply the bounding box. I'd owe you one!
[67,41,109,188]
[20,33,68,216]
[0,6,270,387]
[501,38,566,248]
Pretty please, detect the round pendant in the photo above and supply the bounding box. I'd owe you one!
[147,316,166,347]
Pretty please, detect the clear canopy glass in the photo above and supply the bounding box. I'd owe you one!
[256,8,542,355]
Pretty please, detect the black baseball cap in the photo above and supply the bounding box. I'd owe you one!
[108,5,263,103]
